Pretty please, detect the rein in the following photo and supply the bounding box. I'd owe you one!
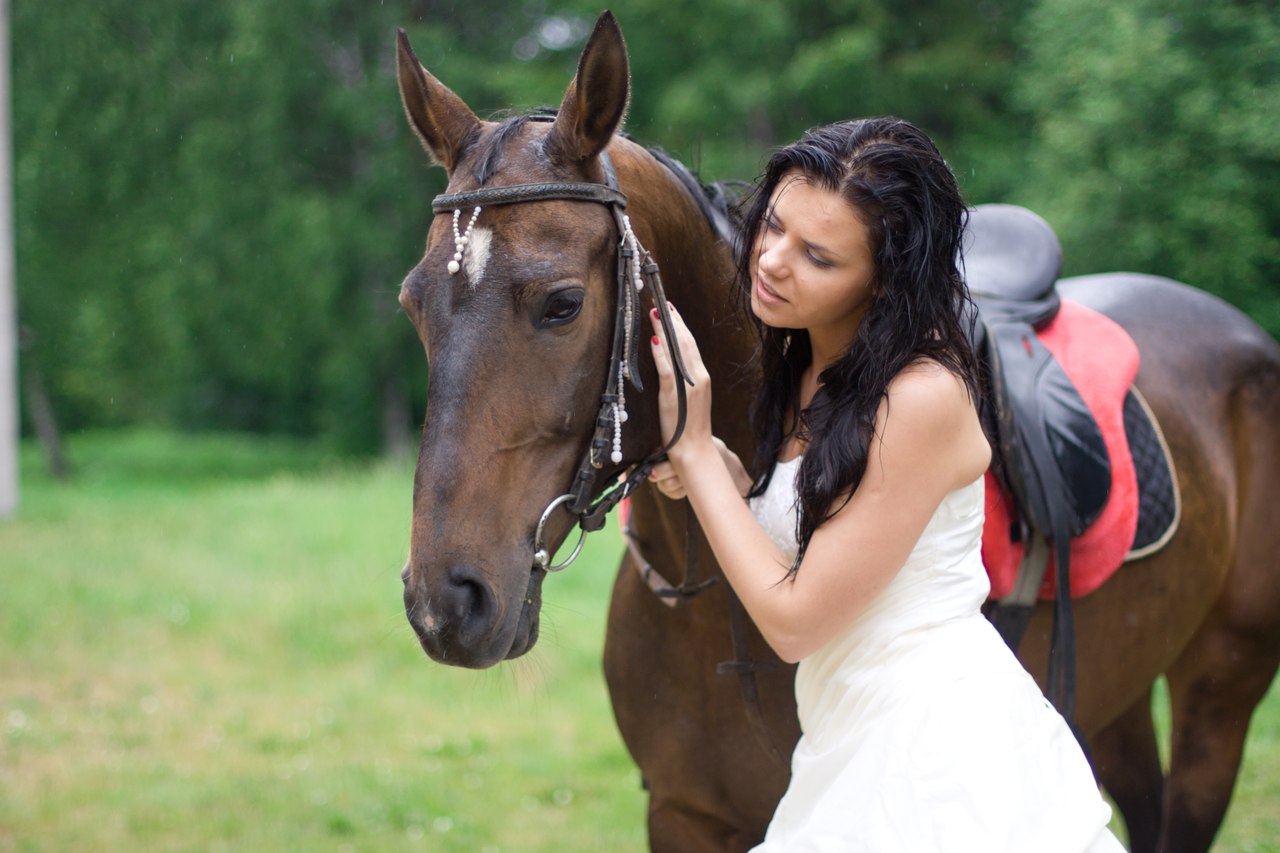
[431,150,693,573]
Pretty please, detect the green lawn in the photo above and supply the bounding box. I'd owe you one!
[1,431,1276,851]
[1,432,645,852]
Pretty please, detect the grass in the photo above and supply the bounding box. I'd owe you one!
[1,431,645,852]
[1,430,1277,851]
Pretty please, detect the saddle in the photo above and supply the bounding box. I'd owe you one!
[963,204,1111,722]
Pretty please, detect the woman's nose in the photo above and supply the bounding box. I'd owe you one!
[758,236,786,278]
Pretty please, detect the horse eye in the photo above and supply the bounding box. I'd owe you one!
[540,289,584,328]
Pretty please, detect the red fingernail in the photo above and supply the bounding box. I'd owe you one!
[650,308,658,318]
[651,335,660,345]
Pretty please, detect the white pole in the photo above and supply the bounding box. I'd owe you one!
[0,0,17,518]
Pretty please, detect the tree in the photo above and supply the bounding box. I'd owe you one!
[11,0,635,451]
[1012,0,1280,335]
[32,0,1272,452]
[1,0,16,515]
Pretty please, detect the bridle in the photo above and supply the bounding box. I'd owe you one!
[431,147,692,573]
[433,140,790,773]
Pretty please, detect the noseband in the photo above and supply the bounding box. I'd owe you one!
[431,149,692,573]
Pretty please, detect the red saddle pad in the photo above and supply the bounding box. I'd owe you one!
[983,298,1141,600]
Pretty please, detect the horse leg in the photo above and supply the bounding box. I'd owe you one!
[1092,686,1163,853]
[1160,624,1280,852]
[1156,365,1280,851]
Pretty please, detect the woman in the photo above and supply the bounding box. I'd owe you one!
[648,118,1123,850]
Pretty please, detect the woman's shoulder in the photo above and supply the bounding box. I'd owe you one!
[877,358,989,484]
[885,358,973,416]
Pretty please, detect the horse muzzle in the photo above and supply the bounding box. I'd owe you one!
[402,558,545,669]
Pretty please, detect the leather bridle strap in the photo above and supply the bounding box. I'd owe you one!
[430,152,692,571]
[431,181,628,213]
[574,238,691,531]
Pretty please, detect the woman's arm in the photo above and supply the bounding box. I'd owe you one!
[651,308,989,663]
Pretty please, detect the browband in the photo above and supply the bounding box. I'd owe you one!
[433,181,628,212]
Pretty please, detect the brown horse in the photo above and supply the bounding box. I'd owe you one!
[395,12,1280,852]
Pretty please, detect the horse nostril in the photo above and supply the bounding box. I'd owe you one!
[443,566,493,636]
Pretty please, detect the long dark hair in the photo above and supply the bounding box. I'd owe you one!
[735,117,980,574]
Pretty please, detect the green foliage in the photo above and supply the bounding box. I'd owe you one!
[576,0,1028,195]
[14,1,435,449]
[11,0,1279,449]
[1013,0,1280,334]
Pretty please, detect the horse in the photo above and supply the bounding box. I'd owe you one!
[394,12,1280,852]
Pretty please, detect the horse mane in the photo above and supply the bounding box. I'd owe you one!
[469,108,746,248]
[645,146,748,250]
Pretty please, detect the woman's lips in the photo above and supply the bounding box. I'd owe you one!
[756,275,786,306]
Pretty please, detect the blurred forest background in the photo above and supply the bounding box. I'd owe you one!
[7,4,1280,847]
[13,0,1280,456]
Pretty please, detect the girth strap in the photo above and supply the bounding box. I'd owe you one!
[990,533,1050,649]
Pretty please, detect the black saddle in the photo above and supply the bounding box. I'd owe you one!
[965,203,1061,325]
[965,205,1112,537]
[963,204,1112,726]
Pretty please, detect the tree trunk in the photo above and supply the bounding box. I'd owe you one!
[0,0,17,516]
[18,338,69,481]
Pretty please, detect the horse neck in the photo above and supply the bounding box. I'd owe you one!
[614,143,758,458]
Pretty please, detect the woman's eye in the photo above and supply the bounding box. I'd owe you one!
[540,290,584,327]
[808,254,834,269]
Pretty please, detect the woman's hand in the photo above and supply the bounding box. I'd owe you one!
[647,458,688,500]
[650,303,714,467]
[649,438,753,500]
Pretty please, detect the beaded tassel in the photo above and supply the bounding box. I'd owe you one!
[620,215,646,383]
[447,206,481,275]
[625,215,645,295]
[611,375,627,464]
[596,215,653,466]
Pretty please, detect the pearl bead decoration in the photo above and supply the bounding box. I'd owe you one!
[611,381,626,464]
[448,206,481,276]
[609,213,651,464]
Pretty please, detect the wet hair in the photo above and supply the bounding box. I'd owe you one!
[734,117,980,574]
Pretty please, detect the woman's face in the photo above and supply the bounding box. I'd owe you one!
[750,171,877,353]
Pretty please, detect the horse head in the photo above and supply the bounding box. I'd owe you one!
[395,12,679,668]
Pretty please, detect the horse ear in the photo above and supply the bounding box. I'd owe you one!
[396,28,481,172]
[549,11,630,164]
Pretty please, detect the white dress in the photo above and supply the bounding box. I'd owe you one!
[749,457,1125,852]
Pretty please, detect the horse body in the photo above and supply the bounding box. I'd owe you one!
[605,274,1280,853]
[1052,274,1280,853]
[395,13,1280,852]
[604,495,799,848]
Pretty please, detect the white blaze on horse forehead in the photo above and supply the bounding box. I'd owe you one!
[464,226,493,286]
